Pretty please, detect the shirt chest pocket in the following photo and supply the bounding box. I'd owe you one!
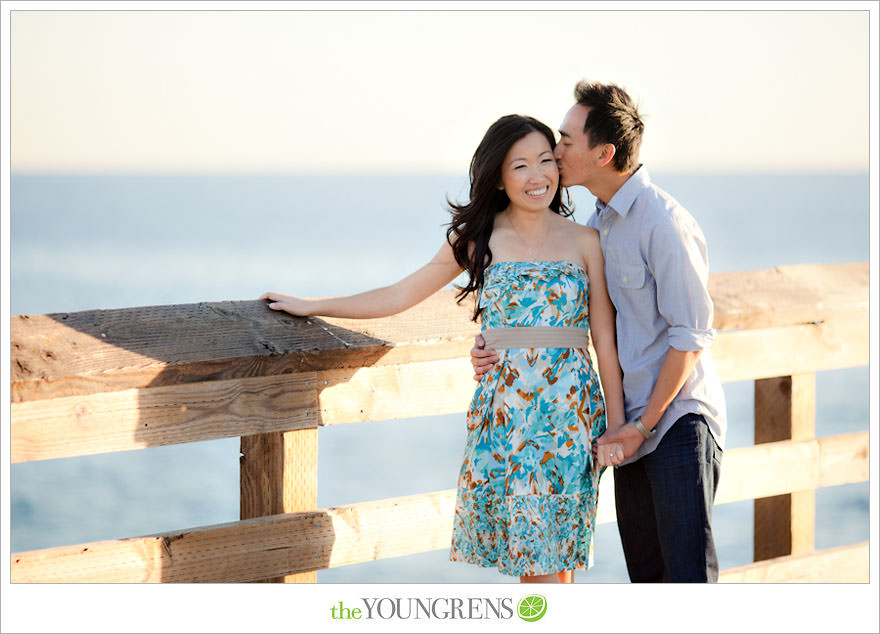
[611,261,648,291]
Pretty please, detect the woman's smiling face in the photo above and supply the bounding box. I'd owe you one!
[499,130,559,213]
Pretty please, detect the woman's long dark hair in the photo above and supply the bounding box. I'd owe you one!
[446,114,572,320]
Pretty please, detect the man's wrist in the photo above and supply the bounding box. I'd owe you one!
[633,419,656,440]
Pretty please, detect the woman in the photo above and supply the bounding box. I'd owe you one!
[261,115,625,583]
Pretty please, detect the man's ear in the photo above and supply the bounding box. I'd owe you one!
[598,143,616,168]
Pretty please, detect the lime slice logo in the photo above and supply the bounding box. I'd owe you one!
[517,594,547,622]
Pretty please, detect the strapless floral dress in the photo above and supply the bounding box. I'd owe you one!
[449,260,607,576]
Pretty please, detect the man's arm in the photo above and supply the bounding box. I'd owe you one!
[470,334,498,381]
[641,348,702,430]
[598,211,715,460]
[597,347,701,459]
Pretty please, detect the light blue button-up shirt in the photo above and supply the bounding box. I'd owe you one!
[587,166,727,464]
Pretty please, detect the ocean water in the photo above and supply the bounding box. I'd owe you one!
[8,171,871,583]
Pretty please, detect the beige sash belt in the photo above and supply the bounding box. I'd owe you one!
[480,326,589,350]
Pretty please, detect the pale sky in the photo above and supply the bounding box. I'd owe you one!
[8,6,872,172]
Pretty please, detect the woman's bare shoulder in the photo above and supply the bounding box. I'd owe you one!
[563,220,600,246]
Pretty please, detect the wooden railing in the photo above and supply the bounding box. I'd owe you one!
[10,262,869,583]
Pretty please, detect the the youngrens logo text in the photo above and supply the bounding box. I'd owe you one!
[330,597,519,621]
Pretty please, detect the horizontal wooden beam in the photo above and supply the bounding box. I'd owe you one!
[11,357,480,463]
[11,263,868,403]
[11,373,318,463]
[719,542,869,582]
[708,262,868,331]
[10,294,478,403]
[12,315,868,462]
[11,490,457,583]
[316,358,475,425]
[712,312,869,382]
[11,432,868,582]
[715,431,869,504]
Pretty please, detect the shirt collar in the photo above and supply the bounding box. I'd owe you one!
[595,164,650,218]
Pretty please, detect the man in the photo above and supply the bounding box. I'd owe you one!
[470,80,727,582]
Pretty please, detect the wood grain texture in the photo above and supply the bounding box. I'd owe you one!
[754,375,816,561]
[708,262,868,330]
[10,358,478,462]
[10,319,868,462]
[715,431,868,504]
[316,358,476,425]
[9,295,479,403]
[11,490,455,583]
[11,432,868,582]
[11,263,868,402]
[11,373,318,463]
[240,428,318,582]
[718,542,868,583]
[711,312,869,382]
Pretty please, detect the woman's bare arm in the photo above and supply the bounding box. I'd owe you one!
[582,228,625,431]
[260,241,462,319]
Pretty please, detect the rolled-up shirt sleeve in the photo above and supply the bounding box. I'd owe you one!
[647,212,716,351]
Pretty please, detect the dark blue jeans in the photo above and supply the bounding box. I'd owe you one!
[613,412,722,582]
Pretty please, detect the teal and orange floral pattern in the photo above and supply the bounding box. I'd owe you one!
[449,260,607,577]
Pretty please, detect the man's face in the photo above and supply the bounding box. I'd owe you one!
[555,104,601,189]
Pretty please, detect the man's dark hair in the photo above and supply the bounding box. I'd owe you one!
[574,80,644,173]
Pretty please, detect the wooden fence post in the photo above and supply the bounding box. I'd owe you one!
[753,373,816,561]
[241,429,319,582]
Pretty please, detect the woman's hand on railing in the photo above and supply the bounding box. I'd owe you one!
[260,291,314,316]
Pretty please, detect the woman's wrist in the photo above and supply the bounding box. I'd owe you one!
[607,415,626,430]
[303,299,323,317]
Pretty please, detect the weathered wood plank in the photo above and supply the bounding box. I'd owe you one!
[719,542,869,582]
[711,312,869,382]
[11,263,868,403]
[10,357,480,462]
[10,315,869,462]
[11,490,456,583]
[10,295,479,403]
[715,431,868,503]
[240,428,318,583]
[11,432,868,582]
[11,512,333,583]
[754,374,816,560]
[11,373,318,463]
[708,262,868,331]
[817,431,870,483]
[317,358,476,425]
